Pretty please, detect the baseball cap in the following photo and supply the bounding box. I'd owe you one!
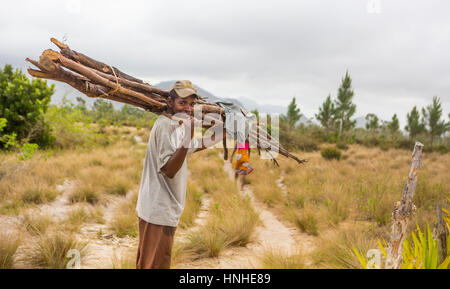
[169,80,198,98]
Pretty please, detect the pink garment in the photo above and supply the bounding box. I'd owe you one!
[237,142,249,150]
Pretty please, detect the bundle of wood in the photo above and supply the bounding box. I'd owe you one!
[26,38,306,164]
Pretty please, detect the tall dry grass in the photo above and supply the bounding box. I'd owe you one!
[24,232,88,269]
[110,192,138,238]
[0,233,21,269]
[0,134,146,215]
[249,145,449,238]
[178,180,203,229]
[172,149,259,263]
[311,225,379,269]
[247,145,449,267]
[260,248,305,269]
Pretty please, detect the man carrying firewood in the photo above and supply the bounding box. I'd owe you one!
[135,80,227,269]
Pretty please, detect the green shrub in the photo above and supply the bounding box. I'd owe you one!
[0,64,54,149]
[279,121,319,151]
[379,142,390,151]
[436,144,448,154]
[336,142,349,151]
[321,147,342,161]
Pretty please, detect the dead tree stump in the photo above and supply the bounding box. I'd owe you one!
[385,142,424,269]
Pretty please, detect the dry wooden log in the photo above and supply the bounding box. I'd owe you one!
[26,58,154,111]
[40,50,167,110]
[385,142,424,269]
[51,38,145,85]
[433,205,449,265]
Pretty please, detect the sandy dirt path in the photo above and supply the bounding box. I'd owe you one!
[79,190,138,269]
[176,158,314,268]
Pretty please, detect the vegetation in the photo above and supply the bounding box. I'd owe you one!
[0,64,448,269]
[26,232,88,269]
[0,64,54,149]
[172,150,259,263]
[422,96,448,148]
[320,147,342,161]
[0,233,20,269]
[277,71,449,153]
[286,97,302,127]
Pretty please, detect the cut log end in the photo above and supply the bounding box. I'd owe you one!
[50,37,68,50]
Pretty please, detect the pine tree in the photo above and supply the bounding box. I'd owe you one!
[422,96,447,147]
[405,106,424,144]
[315,94,335,131]
[334,71,356,134]
[365,113,379,131]
[286,97,302,128]
[387,114,399,134]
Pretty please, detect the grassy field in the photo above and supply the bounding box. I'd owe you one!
[247,145,449,268]
[0,126,448,268]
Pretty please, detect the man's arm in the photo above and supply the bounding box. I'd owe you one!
[160,118,194,179]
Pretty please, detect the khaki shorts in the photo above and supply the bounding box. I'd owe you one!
[136,218,177,269]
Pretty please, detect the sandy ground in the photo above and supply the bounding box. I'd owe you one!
[79,190,138,269]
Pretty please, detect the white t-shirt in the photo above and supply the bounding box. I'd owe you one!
[136,114,199,227]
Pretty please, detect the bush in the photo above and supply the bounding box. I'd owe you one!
[44,103,110,150]
[336,141,349,151]
[26,233,88,269]
[0,64,54,149]
[70,185,100,205]
[435,144,448,154]
[379,142,391,151]
[22,187,58,204]
[321,147,342,161]
[279,122,319,152]
[397,139,412,150]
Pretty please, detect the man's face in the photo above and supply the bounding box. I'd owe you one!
[168,95,196,117]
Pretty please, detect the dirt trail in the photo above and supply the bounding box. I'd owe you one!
[1,177,138,268]
[1,179,77,240]
[176,158,314,268]
[79,189,138,268]
[273,173,316,264]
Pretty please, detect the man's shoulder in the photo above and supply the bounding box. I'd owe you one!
[152,115,182,137]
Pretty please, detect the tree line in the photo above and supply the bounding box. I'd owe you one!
[1,63,448,154]
[283,70,449,151]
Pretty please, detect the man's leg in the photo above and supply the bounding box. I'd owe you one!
[136,218,176,269]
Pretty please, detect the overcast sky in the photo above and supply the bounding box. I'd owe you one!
[1,0,449,127]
